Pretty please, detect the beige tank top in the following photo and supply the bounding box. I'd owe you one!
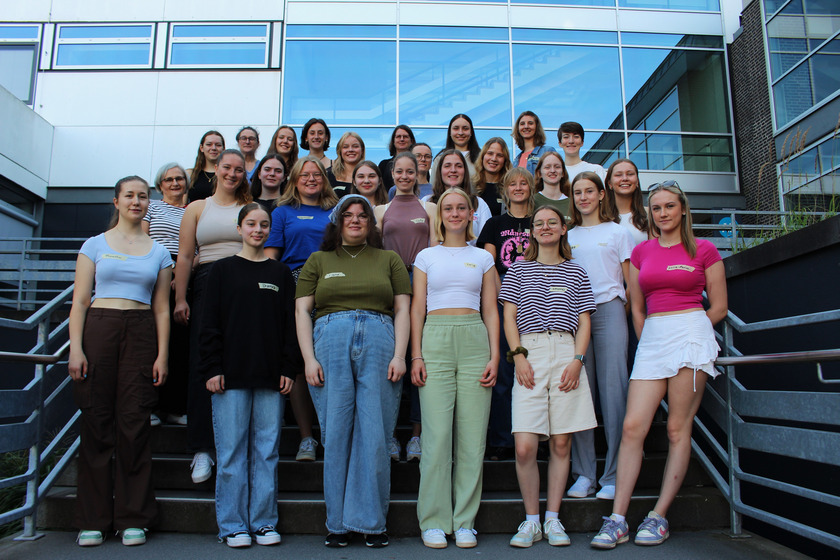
[195,197,243,265]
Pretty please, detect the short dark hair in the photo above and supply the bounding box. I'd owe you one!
[237,202,271,226]
[236,126,259,143]
[558,121,585,142]
[301,118,331,150]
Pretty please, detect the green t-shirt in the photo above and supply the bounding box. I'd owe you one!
[295,246,412,321]
[534,192,572,226]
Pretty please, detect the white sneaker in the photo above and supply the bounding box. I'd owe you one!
[254,525,281,545]
[166,413,187,425]
[406,436,421,462]
[567,476,595,497]
[225,531,252,548]
[296,437,318,461]
[596,484,616,500]
[121,528,146,546]
[509,520,542,548]
[455,528,477,548]
[150,413,161,427]
[76,530,103,547]
[190,452,214,483]
[422,528,447,549]
[543,518,570,546]
[389,436,401,462]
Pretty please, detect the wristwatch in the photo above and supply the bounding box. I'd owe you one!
[573,354,586,365]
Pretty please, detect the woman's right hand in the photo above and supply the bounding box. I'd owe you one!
[305,359,324,387]
[514,354,535,389]
[174,300,190,325]
[411,358,427,387]
[68,349,88,381]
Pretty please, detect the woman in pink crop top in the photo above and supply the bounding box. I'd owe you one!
[591,182,727,550]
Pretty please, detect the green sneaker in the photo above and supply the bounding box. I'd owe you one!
[121,528,146,546]
[77,530,103,547]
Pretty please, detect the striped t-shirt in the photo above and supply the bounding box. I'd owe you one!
[499,259,596,335]
[143,199,186,256]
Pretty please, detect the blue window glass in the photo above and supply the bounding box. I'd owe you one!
[170,43,266,65]
[286,25,396,38]
[59,25,152,39]
[585,132,627,167]
[0,26,39,39]
[510,0,614,6]
[172,25,267,38]
[511,43,622,132]
[628,133,733,171]
[512,28,617,44]
[56,43,150,66]
[0,44,37,103]
[282,41,396,125]
[773,63,814,127]
[810,38,840,105]
[763,0,788,17]
[769,37,809,79]
[618,0,720,9]
[621,33,722,48]
[399,41,511,127]
[400,26,507,41]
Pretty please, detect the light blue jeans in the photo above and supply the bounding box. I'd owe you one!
[211,388,283,538]
[309,310,401,534]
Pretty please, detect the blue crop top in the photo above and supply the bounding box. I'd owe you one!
[79,233,173,305]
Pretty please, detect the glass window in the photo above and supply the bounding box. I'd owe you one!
[401,26,507,41]
[618,0,720,9]
[620,33,722,48]
[773,37,840,127]
[763,0,789,17]
[169,24,269,67]
[512,44,622,132]
[510,0,614,6]
[512,28,617,44]
[399,41,511,127]
[282,40,396,125]
[286,25,395,38]
[0,45,37,103]
[628,133,733,172]
[584,132,627,168]
[55,24,153,68]
[0,25,39,39]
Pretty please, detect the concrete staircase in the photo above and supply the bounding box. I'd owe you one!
[38,417,728,536]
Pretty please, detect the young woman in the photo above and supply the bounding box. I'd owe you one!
[142,163,189,427]
[534,151,572,223]
[427,149,491,241]
[236,126,261,182]
[175,149,252,486]
[512,111,556,175]
[390,143,433,200]
[591,182,727,549]
[379,125,416,191]
[250,154,287,213]
[300,118,332,168]
[499,205,596,549]
[201,203,299,548]
[476,167,535,462]
[69,176,173,547]
[411,187,499,549]
[327,132,365,196]
[187,130,225,202]
[473,137,513,216]
[430,114,481,179]
[374,152,436,462]
[268,125,299,172]
[349,160,388,207]
[265,157,339,463]
[605,158,649,247]
[566,172,635,502]
[296,195,411,548]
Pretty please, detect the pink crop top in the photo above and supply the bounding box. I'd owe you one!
[631,239,721,315]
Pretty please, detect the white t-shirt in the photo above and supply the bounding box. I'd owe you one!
[619,212,648,246]
[566,160,606,183]
[568,221,634,305]
[413,244,494,312]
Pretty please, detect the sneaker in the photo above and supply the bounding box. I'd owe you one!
[422,528,447,549]
[596,485,616,500]
[296,437,318,462]
[455,528,477,548]
[543,518,570,546]
[325,533,349,547]
[635,511,669,546]
[150,413,161,427]
[406,436,421,462]
[254,525,281,545]
[567,476,596,498]
[76,530,103,547]
[509,520,542,548]
[225,531,252,548]
[365,532,389,548]
[166,413,188,425]
[190,452,214,483]
[389,436,401,462]
[121,528,146,546]
[590,515,629,549]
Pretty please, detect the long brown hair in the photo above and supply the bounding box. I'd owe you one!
[189,130,224,190]
[349,160,388,206]
[523,205,572,262]
[473,137,512,196]
[431,149,473,205]
[605,158,648,232]
[213,150,252,205]
[512,110,548,151]
[647,182,697,258]
[108,175,150,229]
[570,171,618,226]
[268,125,299,171]
[534,151,570,197]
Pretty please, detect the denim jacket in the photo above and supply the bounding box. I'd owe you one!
[514,144,557,175]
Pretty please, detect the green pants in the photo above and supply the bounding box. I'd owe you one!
[417,314,492,533]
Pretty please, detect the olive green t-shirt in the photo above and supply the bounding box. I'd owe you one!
[295,246,412,321]
[534,192,572,226]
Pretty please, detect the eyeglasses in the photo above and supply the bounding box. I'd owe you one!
[533,219,561,229]
[414,154,432,161]
[341,212,370,222]
[162,176,186,183]
[648,180,680,192]
[239,136,257,143]
[300,172,323,180]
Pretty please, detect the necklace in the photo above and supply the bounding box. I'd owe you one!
[116,228,143,245]
[442,245,468,258]
[536,259,564,278]
[341,243,367,258]
[659,239,680,248]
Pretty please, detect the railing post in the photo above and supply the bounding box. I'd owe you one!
[730,211,737,252]
[723,321,742,537]
[16,239,27,312]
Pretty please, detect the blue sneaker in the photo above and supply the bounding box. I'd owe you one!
[634,511,669,545]
[590,515,629,549]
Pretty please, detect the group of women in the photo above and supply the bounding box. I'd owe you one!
[67,113,727,551]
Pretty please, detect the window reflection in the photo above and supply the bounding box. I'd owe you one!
[773,38,840,127]
[618,0,720,9]
[766,0,840,79]
[628,133,733,172]
[0,45,37,102]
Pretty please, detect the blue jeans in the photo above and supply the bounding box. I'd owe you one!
[211,388,283,537]
[308,310,401,534]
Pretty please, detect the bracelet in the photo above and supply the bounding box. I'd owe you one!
[411,356,424,361]
[393,356,405,361]
[506,346,529,363]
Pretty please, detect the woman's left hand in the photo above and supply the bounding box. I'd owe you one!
[152,357,168,387]
[388,357,406,382]
[479,360,497,388]
[279,376,295,395]
[558,360,582,392]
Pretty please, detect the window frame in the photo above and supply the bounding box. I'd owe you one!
[0,24,41,104]
[167,22,271,69]
[53,23,155,69]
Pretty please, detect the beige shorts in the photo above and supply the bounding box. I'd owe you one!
[512,331,597,440]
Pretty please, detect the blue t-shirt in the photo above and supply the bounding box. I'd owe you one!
[266,203,332,270]
[79,233,173,305]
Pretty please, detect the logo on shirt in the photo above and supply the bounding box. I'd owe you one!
[464,262,476,268]
[598,242,608,247]
[325,272,346,279]
[297,216,314,220]
[549,286,567,293]
[258,282,278,292]
[667,265,695,272]
[411,218,426,224]
[102,253,127,261]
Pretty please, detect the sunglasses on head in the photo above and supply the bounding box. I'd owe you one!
[648,180,681,192]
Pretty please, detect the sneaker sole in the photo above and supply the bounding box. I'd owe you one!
[191,470,212,483]
[255,535,281,546]
[456,540,477,548]
[226,540,252,548]
[296,454,316,462]
[547,537,571,546]
[591,534,629,549]
[122,536,146,546]
[422,539,447,549]
[77,536,103,547]
[635,532,669,546]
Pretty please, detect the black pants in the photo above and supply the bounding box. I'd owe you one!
[187,263,215,451]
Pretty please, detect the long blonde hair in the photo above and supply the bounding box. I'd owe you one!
[277,157,338,210]
[434,188,475,243]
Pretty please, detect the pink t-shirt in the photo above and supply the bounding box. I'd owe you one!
[631,238,722,315]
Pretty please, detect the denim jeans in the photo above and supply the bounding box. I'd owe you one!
[308,310,401,534]
[211,388,283,538]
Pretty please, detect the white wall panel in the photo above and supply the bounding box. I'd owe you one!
[49,0,166,22]
[510,7,617,31]
[617,9,722,35]
[399,4,507,27]
[0,86,53,198]
[34,73,160,126]
[1,0,52,22]
[49,126,155,187]
[163,0,286,22]
[287,3,397,24]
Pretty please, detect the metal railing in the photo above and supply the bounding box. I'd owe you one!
[0,237,85,311]
[0,285,78,540]
[691,307,840,551]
